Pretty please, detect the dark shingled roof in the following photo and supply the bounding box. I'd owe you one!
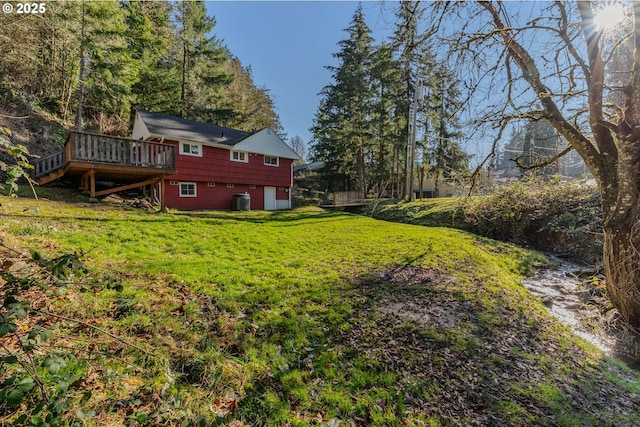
[138,110,250,146]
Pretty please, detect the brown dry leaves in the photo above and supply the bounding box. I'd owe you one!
[334,265,640,426]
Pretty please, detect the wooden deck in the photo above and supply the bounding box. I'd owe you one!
[32,131,176,210]
[322,191,366,208]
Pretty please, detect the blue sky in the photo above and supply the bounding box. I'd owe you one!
[206,1,395,148]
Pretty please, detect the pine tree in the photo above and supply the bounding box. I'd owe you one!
[392,0,429,198]
[370,42,406,197]
[311,5,376,193]
[0,1,80,123]
[0,0,281,139]
[421,65,469,197]
[175,0,231,121]
[76,0,138,133]
[217,57,283,133]
[125,0,180,117]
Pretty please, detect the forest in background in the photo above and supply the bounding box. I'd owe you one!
[310,4,470,197]
[0,0,283,154]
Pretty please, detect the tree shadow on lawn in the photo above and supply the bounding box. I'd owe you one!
[3,207,358,228]
[323,264,640,426]
[173,208,353,225]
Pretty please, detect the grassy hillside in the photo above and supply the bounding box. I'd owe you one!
[1,191,638,426]
[364,181,603,263]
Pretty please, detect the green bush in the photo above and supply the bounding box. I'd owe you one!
[464,180,602,262]
[367,180,603,263]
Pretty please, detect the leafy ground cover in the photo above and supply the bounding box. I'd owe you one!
[1,190,639,426]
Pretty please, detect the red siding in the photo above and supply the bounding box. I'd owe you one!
[165,182,267,211]
[149,139,293,210]
[161,140,293,187]
[276,186,289,200]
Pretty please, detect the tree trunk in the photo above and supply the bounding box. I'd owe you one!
[602,218,640,327]
[469,0,640,328]
[180,0,188,118]
[75,1,86,131]
[599,145,640,327]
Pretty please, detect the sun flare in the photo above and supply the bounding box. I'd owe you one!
[594,3,626,31]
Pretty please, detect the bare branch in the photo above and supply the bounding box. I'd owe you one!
[478,1,603,172]
[512,145,573,170]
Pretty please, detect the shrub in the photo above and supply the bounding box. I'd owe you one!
[464,180,602,262]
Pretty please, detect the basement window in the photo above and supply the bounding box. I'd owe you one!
[179,182,197,197]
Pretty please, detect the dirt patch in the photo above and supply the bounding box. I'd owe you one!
[334,265,640,425]
[373,266,472,329]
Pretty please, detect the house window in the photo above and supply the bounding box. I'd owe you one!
[226,183,234,188]
[249,185,256,190]
[207,182,216,187]
[180,142,202,157]
[230,150,248,163]
[264,156,279,166]
[179,182,197,197]
[169,180,179,186]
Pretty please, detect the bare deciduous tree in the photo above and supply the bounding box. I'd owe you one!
[430,1,640,327]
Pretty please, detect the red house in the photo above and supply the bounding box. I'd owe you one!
[131,110,300,210]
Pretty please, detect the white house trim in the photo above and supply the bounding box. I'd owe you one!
[179,182,197,197]
[264,155,279,166]
[233,128,300,160]
[179,142,203,157]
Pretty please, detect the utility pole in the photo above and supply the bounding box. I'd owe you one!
[404,82,424,200]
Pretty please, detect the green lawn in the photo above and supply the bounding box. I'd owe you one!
[1,191,639,426]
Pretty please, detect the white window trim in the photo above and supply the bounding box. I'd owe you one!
[179,142,203,157]
[264,155,279,167]
[179,182,197,198]
[230,150,248,163]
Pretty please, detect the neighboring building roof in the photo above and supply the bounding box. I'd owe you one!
[132,110,300,160]
[294,161,325,173]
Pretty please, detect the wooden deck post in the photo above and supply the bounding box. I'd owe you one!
[159,178,167,213]
[89,169,95,198]
[79,169,96,197]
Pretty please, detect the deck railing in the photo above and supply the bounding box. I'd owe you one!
[33,151,64,177]
[332,191,365,206]
[33,131,176,178]
[68,131,175,169]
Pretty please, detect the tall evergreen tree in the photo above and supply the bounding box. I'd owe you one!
[370,42,406,196]
[217,57,283,133]
[175,0,231,121]
[311,5,376,193]
[0,0,280,138]
[421,65,469,197]
[392,0,430,198]
[125,0,180,117]
[75,0,138,133]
